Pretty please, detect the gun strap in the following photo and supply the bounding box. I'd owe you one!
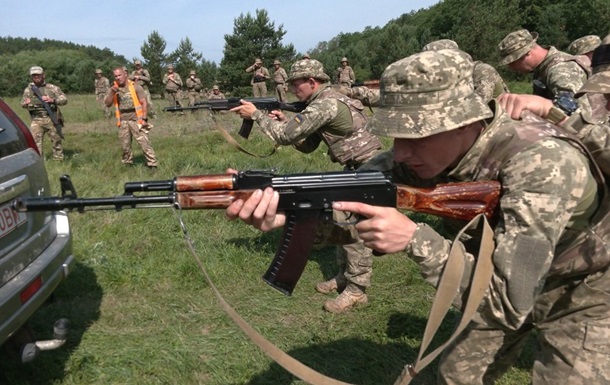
[393,214,495,385]
[211,114,279,158]
[173,208,354,385]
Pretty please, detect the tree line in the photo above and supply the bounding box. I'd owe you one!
[0,0,608,98]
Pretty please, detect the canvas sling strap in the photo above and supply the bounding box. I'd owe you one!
[210,113,279,158]
[174,207,495,385]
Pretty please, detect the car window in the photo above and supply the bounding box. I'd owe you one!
[0,102,30,158]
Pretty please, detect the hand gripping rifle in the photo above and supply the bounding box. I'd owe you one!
[162,97,306,138]
[30,85,64,139]
[13,170,500,295]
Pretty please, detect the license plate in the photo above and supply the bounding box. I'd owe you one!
[0,202,27,239]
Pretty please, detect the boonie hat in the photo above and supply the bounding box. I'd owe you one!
[568,35,602,56]
[422,39,459,52]
[575,38,610,96]
[212,85,219,90]
[189,70,196,75]
[287,59,331,82]
[366,49,493,139]
[498,29,539,65]
[29,66,44,75]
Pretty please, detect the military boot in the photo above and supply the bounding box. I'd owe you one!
[323,285,368,313]
[315,274,347,294]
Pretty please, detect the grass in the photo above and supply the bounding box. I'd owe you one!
[0,94,533,385]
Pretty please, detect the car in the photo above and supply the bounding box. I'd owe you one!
[0,97,73,361]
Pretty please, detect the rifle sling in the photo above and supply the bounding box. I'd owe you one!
[211,113,278,158]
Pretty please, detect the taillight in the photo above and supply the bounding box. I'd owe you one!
[0,101,40,156]
[20,276,43,304]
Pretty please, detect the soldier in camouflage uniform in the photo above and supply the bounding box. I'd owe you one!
[336,57,355,87]
[231,59,383,313]
[94,69,111,118]
[186,70,203,107]
[21,66,68,160]
[105,67,158,169]
[226,50,610,384]
[272,60,288,102]
[130,59,156,118]
[162,64,183,108]
[422,39,510,102]
[568,35,602,63]
[208,85,225,100]
[246,58,270,97]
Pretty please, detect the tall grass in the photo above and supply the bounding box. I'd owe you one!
[0,94,532,385]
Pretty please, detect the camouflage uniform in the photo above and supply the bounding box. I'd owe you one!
[333,50,610,383]
[336,57,355,87]
[251,59,383,312]
[162,65,183,107]
[186,70,203,107]
[21,66,68,160]
[94,69,111,118]
[246,58,270,97]
[272,60,288,102]
[130,60,156,117]
[568,35,602,57]
[208,85,225,100]
[113,80,158,167]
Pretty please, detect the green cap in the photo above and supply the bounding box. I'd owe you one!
[367,50,493,139]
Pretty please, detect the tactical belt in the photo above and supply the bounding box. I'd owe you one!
[119,108,136,113]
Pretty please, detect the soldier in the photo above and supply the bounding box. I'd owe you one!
[21,66,68,160]
[186,70,203,107]
[226,49,610,384]
[162,64,183,107]
[94,68,111,118]
[272,60,288,102]
[105,66,158,169]
[246,58,270,97]
[422,39,510,102]
[568,35,602,63]
[231,59,383,313]
[208,85,225,100]
[336,57,355,87]
[130,59,156,118]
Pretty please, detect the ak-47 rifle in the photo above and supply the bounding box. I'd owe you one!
[13,170,500,295]
[30,85,64,139]
[351,79,380,89]
[163,97,307,139]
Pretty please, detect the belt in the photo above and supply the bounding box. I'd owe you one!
[119,108,136,113]
[253,80,266,83]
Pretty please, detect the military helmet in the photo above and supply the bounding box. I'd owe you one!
[497,29,539,65]
[254,58,263,64]
[575,39,610,96]
[341,57,348,63]
[95,68,103,74]
[189,70,196,75]
[29,66,44,75]
[568,35,602,56]
[273,60,281,65]
[302,54,311,59]
[366,49,493,139]
[422,39,459,52]
[212,85,220,90]
[168,64,174,69]
[287,59,331,83]
[134,59,142,65]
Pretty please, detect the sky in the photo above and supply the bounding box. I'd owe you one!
[0,0,439,64]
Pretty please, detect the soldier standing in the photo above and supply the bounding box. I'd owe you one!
[162,64,183,107]
[130,59,156,118]
[245,58,270,97]
[231,59,383,313]
[105,67,158,169]
[186,70,203,107]
[272,60,288,102]
[21,66,68,160]
[336,57,355,87]
[208,85,225,100]
[94,69,111,118]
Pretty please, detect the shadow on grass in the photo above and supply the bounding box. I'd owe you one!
[0,260,103,385]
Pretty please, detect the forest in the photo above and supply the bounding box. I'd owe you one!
[0,0,608,97]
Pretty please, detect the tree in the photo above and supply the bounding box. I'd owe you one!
[169,37,203,77]
[140,31,168,95]
[219,9,296,95]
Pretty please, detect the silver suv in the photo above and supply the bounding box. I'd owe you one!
[0,98,73,359]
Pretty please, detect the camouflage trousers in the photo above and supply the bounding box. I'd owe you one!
[30,116,63,160]
[252,82,267,98]
[334,210,373,290]
[275,83,287,102]
[118,120,158,167]
[165,90,181,108]
[187,91,200,107]
[436,265,610,384]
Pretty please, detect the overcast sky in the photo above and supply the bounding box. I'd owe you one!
[1,1,439,64]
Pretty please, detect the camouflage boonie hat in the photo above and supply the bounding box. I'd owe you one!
[134,59,142,65]
[287,59,331,82]
[498,29,539,65]
[367,50,493,139]
[212,85,219,90]
[29,66,44,75]
[575,42,610,96]
[95,68,102,74]
[189,70,196,75]
[254,58,262,64]
[568,35,602,56]
[422,39,459,52]
[273,60,281,65]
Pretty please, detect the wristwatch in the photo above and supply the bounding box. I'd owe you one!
[546,91,579,124]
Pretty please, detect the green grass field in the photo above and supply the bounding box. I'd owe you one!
[0,94,533,384]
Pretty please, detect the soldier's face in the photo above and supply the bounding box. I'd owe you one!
[508,54,534,74]
[31,74,44,86]
[113,69,128,86]
[289,78,315,101]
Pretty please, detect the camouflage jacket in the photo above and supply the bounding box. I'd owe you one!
[21,82,68,115]
[473,61,509,102]
[534,46,589,97]
[186,77,202,92]
[333,102,598,331]
[246,65,270,85]
[251,83,382,167]
[94,76,110,95]
[337,66,355,86]
[130,69,152,88]
[162,72,183,91]
[272,67,288,84]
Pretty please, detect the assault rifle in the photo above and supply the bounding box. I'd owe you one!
[30,85,64,139]
[351,79,380,89]
[14,170,500,295]
[163,97,307,138]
